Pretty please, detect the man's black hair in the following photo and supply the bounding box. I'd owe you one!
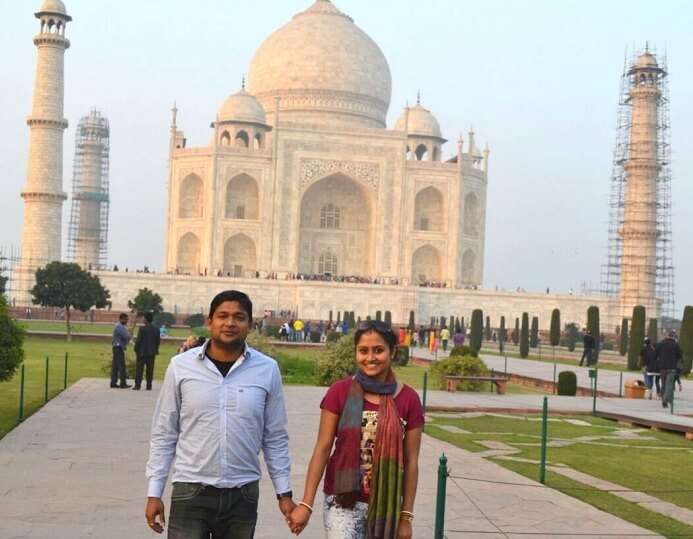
[144,312,154,323]
[119,312,128,322]
[208,290,253,320]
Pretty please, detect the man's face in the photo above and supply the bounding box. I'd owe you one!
[207,300,251,348]
[121,316,128,325]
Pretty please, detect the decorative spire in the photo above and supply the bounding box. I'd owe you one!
[416,91,421,106]
[241,74,246,91]
[171,101,178,128]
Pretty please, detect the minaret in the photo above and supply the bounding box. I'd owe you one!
[16,0,71,302]
[618,49,663,318]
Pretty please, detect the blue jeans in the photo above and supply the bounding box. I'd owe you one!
[168,481,258,539]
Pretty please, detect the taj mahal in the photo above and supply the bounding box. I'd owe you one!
[14,0,627,329]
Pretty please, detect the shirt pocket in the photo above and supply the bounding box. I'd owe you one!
[236,385,266,417]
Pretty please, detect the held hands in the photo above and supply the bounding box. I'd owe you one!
[278,497,301,534]
[145,497,166,534]
[398,518,413,538]
[287,504,312,535]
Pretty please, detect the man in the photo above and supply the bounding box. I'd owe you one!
[656,330,683,408]
[133,312,161,391]
[440,325,451,352]
[111,313,131,388]
[292,318,304,342]
[579,330,595,367]
[639,337,660,399]
[145,290,294,537]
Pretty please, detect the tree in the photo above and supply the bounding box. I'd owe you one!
[550,309,561,347]
[32,262,110,341]
[460,317,465,334]
[408,310,415,331]
[128,287,163,318]
[441,316,447,329]
[0,296,25,382]
[619,318,629,357]
[499,316,506,354]
[470,309,483,353]
[328,310,333,324]
[375,310,382,321]
[679,306,693,375]
[0,274,7,296]
[185,313,205,328]
[530,316,539,348]
[587,305,600,364]
[563,323,579,352]
[384,311,392,327]
[485,316,492,341]
[520,312,529,358]
[647,318,658,344]
[628,305,646,371]
[512,318,520,345]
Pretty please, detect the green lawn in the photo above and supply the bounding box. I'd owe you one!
[18,320,191,338]
[426,412,693,537]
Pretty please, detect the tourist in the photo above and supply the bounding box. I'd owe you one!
[294,318,305,342]
[145,290,294,536]
[341,320,349,334]
[453,327,464,348]
[579,330,595,367]
[177,335,198,354]
[440,326,450,352]
[639,337,660,399]
[110,313,131,388]
[288,320,424,538]
[418,325,426,348]
[133,312,161,391]
[655,330,683,408]
[304,320,312,342]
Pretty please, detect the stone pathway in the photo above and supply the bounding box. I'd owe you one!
[0,378,657,538]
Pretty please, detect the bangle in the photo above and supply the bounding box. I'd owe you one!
[400,510,414,521]
[298,501,314,513]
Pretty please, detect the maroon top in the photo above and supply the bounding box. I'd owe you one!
[320,376,425,502]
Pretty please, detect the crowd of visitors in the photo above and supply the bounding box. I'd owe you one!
[640,330,685,407]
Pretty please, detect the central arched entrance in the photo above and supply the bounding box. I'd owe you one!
[298,173,373,276]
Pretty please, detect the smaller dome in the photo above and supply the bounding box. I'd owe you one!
[635,52,658,68]
[39,0,67,14]
[395,104,442,139]
[217,89,267,125]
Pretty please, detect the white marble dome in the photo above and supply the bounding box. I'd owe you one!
[38,0,67,14]
[395,104,442,139]
[635,52,658,69]
[218,89,267,125]
[247,0,392,129]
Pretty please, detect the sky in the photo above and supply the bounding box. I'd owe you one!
[1,0,691,313]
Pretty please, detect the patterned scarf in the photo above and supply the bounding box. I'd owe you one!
[333,370,404,539]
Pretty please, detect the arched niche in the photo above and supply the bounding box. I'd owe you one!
[223,233,257,277]
[414,186,444,231]
[178,174,203,218]
[463,193,480,237]
[412,244,442,284]
[177,232,200,274]
[225,174,259,219]
[220,131,231,147]
[299,173,373,276]
[461,249,476,284]
[235,130,249,148]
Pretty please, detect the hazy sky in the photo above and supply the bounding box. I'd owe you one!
[1,0,691,312]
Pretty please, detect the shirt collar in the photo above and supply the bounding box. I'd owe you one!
[197,339,252,362]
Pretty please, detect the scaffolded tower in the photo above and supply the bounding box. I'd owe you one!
[66,110,110,270]
[601,46,675,321]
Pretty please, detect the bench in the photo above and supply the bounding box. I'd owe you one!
[445,375,509,395]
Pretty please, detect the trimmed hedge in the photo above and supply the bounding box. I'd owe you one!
[557,371,577,396]
[430,354,489,391]
[628,305,646,371]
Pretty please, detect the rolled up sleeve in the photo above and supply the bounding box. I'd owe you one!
[146,361,181,498]
[262,364,291,494]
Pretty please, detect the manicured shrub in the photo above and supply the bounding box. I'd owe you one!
[384,311,392,326]
[396,345,410,366]
[430,354,489,391]
[485,316,492,341]
[375,310,382,321]
[153,312,176,329]
[530,316,539,348]
[562,323,579,351]
[470,309,483,353]
[408,311,415,331]
[557,371,577,396]
[499,316,506,353]
[450,345,479,358]
[325,330,341,343]
[185,313,205,328]
[628,305,646,371]
[316,334,356,386]
[550,309,561,347]
[587,305,600,363]
[619,318,629,356]
[520,313,529,358]
[647,318,658,345]
[679,305,693,375]
[512,318,520,345]
[0,297,25,381]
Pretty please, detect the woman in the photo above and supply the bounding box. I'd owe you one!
[289,320,424,538]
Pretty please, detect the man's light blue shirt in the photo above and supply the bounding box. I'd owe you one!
[112,323,130,349]
[146,341,291,498]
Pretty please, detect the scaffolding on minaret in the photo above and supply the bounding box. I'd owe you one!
[66,110,110,270]
[601,46,675,321]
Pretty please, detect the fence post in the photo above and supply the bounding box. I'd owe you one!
[592,369,598,416]
[434,453,448,539]
[670,377,675,415]
[422,371,428,432]
[63,352,68,390]
[18,364,26,423]
[552,362,557,395]
[44,356,50,403]
[504,354,508,375]
[539,396,548,484]
[618,371,623,398]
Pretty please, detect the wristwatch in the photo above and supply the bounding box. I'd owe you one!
[276,491,293,500]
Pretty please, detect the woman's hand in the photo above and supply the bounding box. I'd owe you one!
[289,505,311,535]
[398,518,413,538]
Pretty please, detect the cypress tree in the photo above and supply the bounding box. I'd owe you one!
[329,310,333,324]
[647,318,658,344]
[441,316,447,329]
[384,310,392,327]
[337,311,341,324]
[530,316,539,348]
[460,317,466,333]
[499,316,506,353]
[470,309,483,353]
[587,305,600,364]
[375,310,382,321]
[619,318,629,356]
[628,306,646,370]
[512,317,520,345]
[408,310,415,331]
[520,312,530,358]
[550,309,561,347]
[680,306,693,375]
[485,316,492,341]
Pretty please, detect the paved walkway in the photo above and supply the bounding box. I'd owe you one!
[0,378,657,538]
